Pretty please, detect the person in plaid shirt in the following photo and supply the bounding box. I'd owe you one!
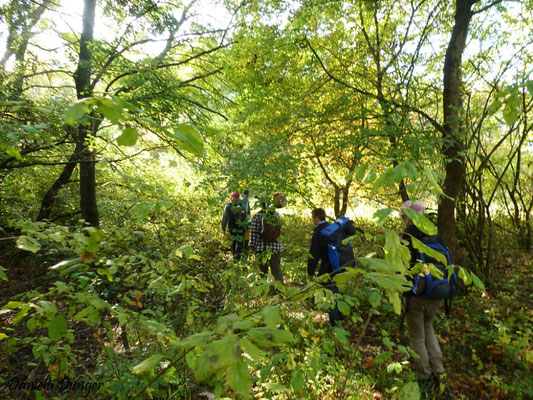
[250,196,284,283]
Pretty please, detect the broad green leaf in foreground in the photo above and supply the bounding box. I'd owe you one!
[131,354,164,375]
[247,327,294,347]
[226,359,252,398]
[16,236,41,253]
[48,315,67,340]
[410,237,447,265]
[64,100,89,125]
[116,127,138,146]
[170,124,204,156]
[402,208,437,236]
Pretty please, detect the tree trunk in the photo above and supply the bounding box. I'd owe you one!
[37,141,83,221]
[437,0,476,252]
[0,0,52,98]
[75,0,99,227]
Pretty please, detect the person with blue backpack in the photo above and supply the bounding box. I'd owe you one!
[400,200,457,398]
[307,208,357,326]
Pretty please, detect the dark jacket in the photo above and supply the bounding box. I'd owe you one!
[307,221,332,277]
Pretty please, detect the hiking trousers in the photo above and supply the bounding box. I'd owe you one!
[259,250,283,283]
[405,297,444,379]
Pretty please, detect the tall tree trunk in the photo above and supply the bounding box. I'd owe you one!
[37,139,83,221]
[438,0,477,252]
[75,0,99,227]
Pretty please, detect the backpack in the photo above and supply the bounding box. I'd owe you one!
[411,236,459,301]
[261,211,281,243]
[228,201,247,233]
[320,216,357,273]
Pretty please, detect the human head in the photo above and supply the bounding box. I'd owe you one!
[273,193,286,208]
[312,208,326,225]
[400,200,426,225]
[243,189,250,198]
[230,192,240,202]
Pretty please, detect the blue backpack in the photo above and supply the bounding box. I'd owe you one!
[412,238,458,302]
[320,216,357,273]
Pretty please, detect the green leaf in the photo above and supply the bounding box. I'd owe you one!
[27,317,37,332]
[398,381,421,400]
[373,208,395,225]
[64,100,89,125]
[131,354,164,375]
[49,258,80,271]
[39,301,58,317]
[374,351,392,364]
[226,359,252,398]
[170,125,204,156]
[363,165,376,184]
[16,236,41,253]
[96,98,124,124]
[195,335,239,380]
[0,143,22,160]
[368,291,382,308]
[0,266,7,281]
[410,237,447,265]
[177,245,194,259]
[386,290,402,315]
[487,99,502,114]
[247,327,293,347]
[364,272,411,292]
[0,333,8,340]
[131,203,152,219]
[337,301,350,316]
[261,383,288,392]
[470,270,485,290]
[355,164,368,181]
[171,331,214,349]
[403,208,437,236]
[345,170,355,183]
[458,266,473,285]
[502,101,520,126]
[110,95,142,113]
[240,338,263,360]
[403,161,419,181]
[116,128,138,146]
[290,369,305,392]
[423,167,444,195]
[262,306,281,328]
[48,315,67,340]
[358,257,402,273]
[13,304,31,325]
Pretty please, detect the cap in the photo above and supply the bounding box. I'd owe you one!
[401,200,426,215]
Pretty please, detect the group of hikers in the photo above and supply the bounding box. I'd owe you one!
[221,192,456,399]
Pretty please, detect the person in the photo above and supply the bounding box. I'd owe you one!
[221,192,247,260]
[249,195,284,283]
[400,200,447,396]
[241,190,251,249]
[307,207,345,326]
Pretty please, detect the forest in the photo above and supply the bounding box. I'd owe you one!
[0,0,531,399]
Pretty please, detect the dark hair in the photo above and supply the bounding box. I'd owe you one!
[243,189,249,196]
[312,208,326,221]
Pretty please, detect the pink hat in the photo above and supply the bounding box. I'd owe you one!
[401,200,426,215]
[230,192,240,202]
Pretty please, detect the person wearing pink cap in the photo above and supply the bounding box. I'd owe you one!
[400,200,448,397]
[222,192,247,260]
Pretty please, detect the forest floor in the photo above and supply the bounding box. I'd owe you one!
[0,216,532,400]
